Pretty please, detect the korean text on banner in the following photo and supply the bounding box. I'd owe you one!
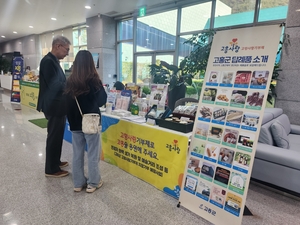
[101,114,189,199]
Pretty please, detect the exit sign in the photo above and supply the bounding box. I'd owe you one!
[139,6,146,17]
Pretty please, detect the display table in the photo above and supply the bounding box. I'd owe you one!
[101,113,191,199]
[20,80,39,109]
[0,74,12,90]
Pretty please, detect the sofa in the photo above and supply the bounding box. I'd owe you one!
[251,108,300,195]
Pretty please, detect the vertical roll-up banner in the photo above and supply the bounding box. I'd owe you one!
[11,56,23,103]
[179,25,282,225]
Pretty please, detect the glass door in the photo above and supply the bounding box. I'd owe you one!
[135,55,153,84]
[155,54,174,66]
[134,52,174,84]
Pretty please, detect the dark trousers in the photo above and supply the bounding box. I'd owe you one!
[44,113,66,174]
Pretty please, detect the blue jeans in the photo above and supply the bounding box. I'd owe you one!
[71,131,101,188]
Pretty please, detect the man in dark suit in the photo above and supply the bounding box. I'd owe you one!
[37,35,71,177]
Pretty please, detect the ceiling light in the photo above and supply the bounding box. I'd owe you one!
[51,18,57,20]
[85,6,91,9]
[1,36,5,38]
[296,9,300,12]
[13,31,17,34]
[29,26,33,28]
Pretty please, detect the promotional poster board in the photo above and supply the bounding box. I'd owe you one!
[178,25,282,225]
[101,114,189,199]
[11,56,23,103]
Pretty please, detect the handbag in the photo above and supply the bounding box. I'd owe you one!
[75,97,100,134]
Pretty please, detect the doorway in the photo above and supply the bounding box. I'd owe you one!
[134,52,174,84]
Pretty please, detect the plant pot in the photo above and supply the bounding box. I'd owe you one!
[168,84,186,111]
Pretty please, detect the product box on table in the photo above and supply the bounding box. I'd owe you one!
[157,118,194,133]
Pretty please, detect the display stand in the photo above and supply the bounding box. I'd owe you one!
[243,205,252,216]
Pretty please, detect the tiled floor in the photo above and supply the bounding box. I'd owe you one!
[0,89,300,225]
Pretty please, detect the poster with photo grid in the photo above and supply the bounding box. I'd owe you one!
[178,25,282,225]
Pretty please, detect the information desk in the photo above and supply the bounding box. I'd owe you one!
[0,74,12,90]
[20,80,39,109]
[101,113,191,199]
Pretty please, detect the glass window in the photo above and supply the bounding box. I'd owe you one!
[119,20,133,40]
[180,2,212,33]
[258,0,289,22]
[79,28,87,45]
[72,26,87,58]
[73,30,79,46]
[137,9,177,52]
[119,42,133,83]
[178,34,194,64]
[214,0,256,28]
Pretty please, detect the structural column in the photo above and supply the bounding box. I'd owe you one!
[275,0,300,125]
[86,15,117,87]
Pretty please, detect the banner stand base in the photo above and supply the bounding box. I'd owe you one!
[243,205,253,216]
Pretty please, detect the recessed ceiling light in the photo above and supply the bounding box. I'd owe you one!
[29,26,33,28]
[51,18,57,21]
[1,36,5,38]
[86,25,89,27]
[85,6,91,9]
[13,31,17,34]
[296,9,300,12]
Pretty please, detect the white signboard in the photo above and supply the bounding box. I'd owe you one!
[179,25,282,225]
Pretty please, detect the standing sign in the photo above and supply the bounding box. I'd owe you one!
[178,25,282,225]
[11,56,23,103]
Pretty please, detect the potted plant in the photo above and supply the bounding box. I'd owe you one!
[0,57,11,74]
[149,60,193,110]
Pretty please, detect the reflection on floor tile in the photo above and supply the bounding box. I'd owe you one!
[0,91,299,225]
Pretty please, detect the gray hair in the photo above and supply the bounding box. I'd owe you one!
[52,35,71,46]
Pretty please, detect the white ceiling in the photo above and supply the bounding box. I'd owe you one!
[0,0,186,44]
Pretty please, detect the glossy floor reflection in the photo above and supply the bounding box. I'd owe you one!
[0,89,300,225]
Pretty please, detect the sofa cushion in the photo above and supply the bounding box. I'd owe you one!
[264,108,283,118]
[262,112,274,125]
[275,114,291,134]
[287,134,300,152]
[270,120,290,149]
[259,119,275,145]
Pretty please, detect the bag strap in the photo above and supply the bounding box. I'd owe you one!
[75,97,83,117]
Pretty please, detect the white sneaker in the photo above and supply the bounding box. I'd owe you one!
[86,180,103,193]
[74,184,87,192]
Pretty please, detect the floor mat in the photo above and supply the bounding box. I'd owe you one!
[28,118,48,128]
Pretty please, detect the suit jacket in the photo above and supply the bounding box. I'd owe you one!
[37,52,67,116]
